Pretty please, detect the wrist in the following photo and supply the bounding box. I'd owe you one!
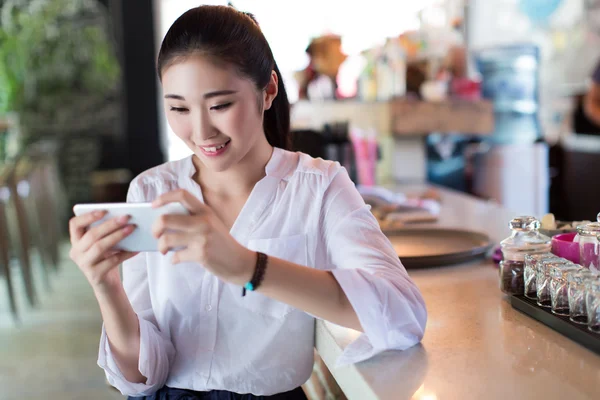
[233,248,257,287]
[242,252,268,296]
[92,278,123,299]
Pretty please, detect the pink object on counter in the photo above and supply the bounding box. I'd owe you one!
[551,232,580,264]
[366,134,378,186]
[351,129,377,186]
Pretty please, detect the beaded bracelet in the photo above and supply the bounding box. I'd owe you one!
[242,252,268,297]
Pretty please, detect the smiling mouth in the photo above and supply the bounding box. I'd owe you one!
[200,139,231,153]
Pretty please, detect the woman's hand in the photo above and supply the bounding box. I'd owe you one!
[151,189,255,286]
[68,211,138,293]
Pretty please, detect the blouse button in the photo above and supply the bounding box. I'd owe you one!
[205,305,212,312]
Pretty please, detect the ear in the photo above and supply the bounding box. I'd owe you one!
[263,70,278,110]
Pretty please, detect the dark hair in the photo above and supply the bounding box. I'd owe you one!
[157,6,290,150]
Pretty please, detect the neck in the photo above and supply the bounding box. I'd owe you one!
[192,139,274,198]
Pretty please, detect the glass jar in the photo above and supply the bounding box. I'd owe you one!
[550,264,581,316]
[568,269,597,324]
[537,259,569,308]
[585,277,600,334]
[577,222,600,272]
[500,217,551,295]
[525,253,559,299]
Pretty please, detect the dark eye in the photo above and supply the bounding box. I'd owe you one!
[210,102,232,111]
[170,106,188,113]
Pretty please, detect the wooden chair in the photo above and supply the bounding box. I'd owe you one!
[0,165,19,322]
[2,158,37,307]
[12,157,54,292]
[0,140,69,321]
[28,140,68,255]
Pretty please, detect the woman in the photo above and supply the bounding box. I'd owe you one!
[68,5,427,400]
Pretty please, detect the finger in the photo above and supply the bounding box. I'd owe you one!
[171,247,196,265]
[93,251,139,283]
[69,210,107,243]
[101,250,139,263]
[104,249,120,258]
[157,231,190,255]
[152,214,206,238]
[78,215,132,252]
[151,189,207,214]
[103,249,139,260]
[82,224,136,266]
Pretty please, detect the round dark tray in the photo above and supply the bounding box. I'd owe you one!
[383,227,493,268]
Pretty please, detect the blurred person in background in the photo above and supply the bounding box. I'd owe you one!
[583,59,600,131]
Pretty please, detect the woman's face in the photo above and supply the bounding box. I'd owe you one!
[161,55,277,172]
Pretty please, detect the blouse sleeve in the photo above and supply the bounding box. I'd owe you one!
[320,166,427,367]
[96,180,176,396]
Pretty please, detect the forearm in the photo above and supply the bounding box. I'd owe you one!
[249,253,364,332]
[95,284,146,384]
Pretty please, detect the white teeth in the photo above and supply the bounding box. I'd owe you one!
[202,142,227,152]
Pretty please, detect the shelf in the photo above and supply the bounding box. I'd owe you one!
[291,98,494,136]
[391,98,494,136]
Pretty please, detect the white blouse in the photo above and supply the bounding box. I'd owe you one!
[97,147,427,397]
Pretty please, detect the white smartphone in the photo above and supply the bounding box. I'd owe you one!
[73,202,190,252]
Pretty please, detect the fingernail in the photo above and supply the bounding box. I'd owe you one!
[123,224,135,233]
[94,210,106,217]
[118,215,130,223]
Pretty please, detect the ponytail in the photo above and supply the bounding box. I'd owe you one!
[264,62,290,150]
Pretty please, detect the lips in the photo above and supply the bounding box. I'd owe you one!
[199,139,231,156]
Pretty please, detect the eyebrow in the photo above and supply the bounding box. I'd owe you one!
[164,90,238,101]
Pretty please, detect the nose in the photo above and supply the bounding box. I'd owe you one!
[192,108,217,142]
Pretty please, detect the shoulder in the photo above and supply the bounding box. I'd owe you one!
[276,149,356,202]
[279,149,344,183]
[127,156,193,202]
[279,151,369,234]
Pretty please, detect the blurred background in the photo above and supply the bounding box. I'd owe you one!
[1,0,600,399]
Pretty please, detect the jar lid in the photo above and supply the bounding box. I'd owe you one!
[539,259,569,272]
[509,216,540,231]
[525,253,559,263]
[576,222,600,236]
[501,216,551,258]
